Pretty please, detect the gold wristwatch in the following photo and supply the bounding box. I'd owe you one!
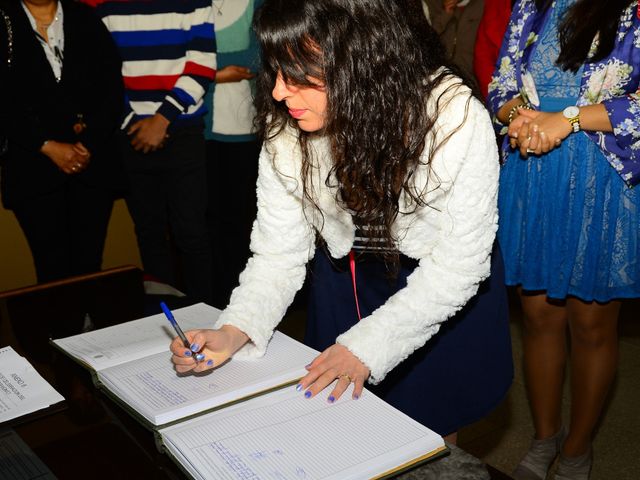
[562,106,580,133]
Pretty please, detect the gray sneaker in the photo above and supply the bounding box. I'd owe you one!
[554,448,592,480]
[513,426,567,480]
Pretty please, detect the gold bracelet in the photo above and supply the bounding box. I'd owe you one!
[507,102,533,125]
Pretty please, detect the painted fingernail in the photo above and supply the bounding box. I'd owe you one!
[184,350,192,357]
[327,395,335,403]
[353,394,360,400]
[207,359,214,367]
[295,383,303,392]
[195,353,205,361]
[304,390,312,399]
[190,343,200,352]
[304,363,312,369]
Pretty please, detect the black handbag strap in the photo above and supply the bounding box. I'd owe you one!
[0,7,13,68]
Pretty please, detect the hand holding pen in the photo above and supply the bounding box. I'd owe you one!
[163,302,250,374]
[161,302,206,363]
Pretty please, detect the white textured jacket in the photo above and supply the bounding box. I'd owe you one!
[215,76,500,384]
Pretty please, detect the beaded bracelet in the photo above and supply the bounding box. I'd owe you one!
[507,102,534,125]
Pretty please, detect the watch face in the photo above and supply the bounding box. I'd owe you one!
[563,106,579,119]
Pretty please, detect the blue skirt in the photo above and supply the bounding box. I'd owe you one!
[305,245,513,435]
[498,126,640,302]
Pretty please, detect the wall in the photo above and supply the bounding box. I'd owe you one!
[0,199,142,292]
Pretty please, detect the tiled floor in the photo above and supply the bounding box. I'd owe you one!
[279,292,640,479]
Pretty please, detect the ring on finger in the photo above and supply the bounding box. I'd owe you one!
[338,374,353,383]
[526,148,535,154]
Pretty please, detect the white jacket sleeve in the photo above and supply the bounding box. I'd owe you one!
[337,91,500,384]
[215,139,316,358]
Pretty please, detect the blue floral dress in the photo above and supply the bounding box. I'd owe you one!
[491,0,640,301]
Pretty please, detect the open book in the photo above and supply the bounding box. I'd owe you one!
[52,303,447,479]
[158,383,446,480]
[51,303,317,427]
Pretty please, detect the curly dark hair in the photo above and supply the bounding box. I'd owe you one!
[253,0,470,268]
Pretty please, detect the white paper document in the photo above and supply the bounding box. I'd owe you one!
[0,346,64,423]
[159,384,446,480]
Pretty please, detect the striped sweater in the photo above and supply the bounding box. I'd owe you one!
[88,0,216,130]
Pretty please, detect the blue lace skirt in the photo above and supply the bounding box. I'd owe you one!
[498,125,640,302]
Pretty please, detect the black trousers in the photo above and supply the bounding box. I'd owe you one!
[12,181,114,284]
[121,126,212,304]
[206,139,261,308]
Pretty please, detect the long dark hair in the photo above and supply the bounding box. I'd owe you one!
[253,0,470,267]
[535,0,633,72]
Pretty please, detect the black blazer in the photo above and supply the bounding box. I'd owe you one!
[0,0,125,209]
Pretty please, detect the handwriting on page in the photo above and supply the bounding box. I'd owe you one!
[110,354,220,409]
[165,390,428,479]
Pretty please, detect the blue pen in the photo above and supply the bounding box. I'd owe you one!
[160,302,204,362]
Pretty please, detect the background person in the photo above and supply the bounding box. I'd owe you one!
[91,0,216,304]
[489,0,640,478]
[0,0,124,285]
[424,0,484,82]
[204,0,263,309]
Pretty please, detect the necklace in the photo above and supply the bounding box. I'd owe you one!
[212,0,225,16]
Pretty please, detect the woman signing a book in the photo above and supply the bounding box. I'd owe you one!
[170,0,513,442]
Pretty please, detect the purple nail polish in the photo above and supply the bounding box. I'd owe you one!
[353,394,360,400]
[295,383,303,392]
[304,390,312,399]
[184,350,192,357]
[207,359,214,366]
[327,395,335,403]
[190,343,200,352]
[195,353,205,361]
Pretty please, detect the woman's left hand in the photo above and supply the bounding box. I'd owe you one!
[513,109,572,157]
[298,344,370,402]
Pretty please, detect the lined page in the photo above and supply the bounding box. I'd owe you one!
[98,331,318,425]
[52,303,221,370]
[160,385,444,480]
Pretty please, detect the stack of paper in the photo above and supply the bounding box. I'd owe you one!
[0,346,64,423]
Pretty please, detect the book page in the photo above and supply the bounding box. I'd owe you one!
[98,331,318,426]
[51,303,221,371]
[0,346,65,423]
[160,384,444,480]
